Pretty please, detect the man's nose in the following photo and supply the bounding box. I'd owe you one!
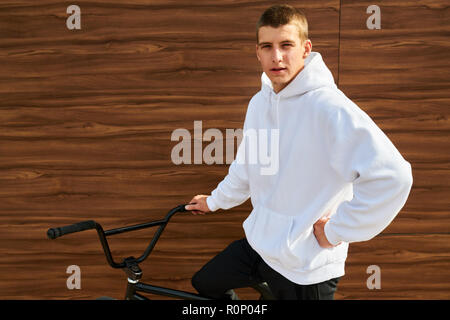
[272,48,283,62]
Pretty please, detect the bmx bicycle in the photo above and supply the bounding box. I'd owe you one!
[47,204,275,300]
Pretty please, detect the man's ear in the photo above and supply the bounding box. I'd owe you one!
[256,44,260,61]
[303,39,312,59]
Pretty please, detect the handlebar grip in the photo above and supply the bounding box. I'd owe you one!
[47,220,97,239]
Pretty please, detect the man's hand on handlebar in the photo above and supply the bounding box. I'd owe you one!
[185,195,211,215]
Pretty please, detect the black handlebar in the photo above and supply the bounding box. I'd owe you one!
[47,220,97,239]
[46,204,189,269]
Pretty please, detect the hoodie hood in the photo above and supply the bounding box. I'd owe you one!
[261,51,337,99]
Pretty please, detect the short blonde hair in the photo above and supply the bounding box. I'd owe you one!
[256,4,309,43]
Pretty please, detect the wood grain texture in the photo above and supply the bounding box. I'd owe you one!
[0,0,448,300]
[336,0,450,299]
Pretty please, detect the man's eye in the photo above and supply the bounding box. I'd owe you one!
[283,43,293,47]
[262,45,271,49]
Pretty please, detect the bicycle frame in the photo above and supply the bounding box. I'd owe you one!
[125,277,209,300]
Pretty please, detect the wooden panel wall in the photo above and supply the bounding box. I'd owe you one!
[0,0,448,300]
[337,0,450,299]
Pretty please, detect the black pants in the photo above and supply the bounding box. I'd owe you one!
[192,238,340,300]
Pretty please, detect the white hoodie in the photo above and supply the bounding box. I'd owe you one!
[206,52,413,285]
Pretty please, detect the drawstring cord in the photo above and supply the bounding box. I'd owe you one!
[275,95,280,130]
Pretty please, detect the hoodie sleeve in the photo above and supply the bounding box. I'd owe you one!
[206,133,250,212]
[323,101,413,245]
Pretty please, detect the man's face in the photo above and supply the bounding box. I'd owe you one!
[256,23,312,93]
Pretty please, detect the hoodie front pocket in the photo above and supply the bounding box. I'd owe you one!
[285,226,332,271]
[243,206,294,266]
[243,206,334,272]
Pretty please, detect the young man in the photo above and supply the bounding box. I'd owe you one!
[185,4,413,300]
